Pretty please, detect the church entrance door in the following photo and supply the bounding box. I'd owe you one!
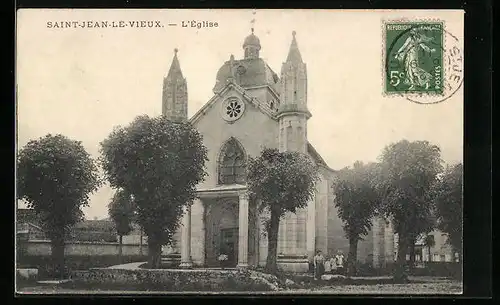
[220,228,238,267]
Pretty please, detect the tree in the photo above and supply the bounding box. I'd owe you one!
[108,188,135,262]
[433,163,463,261]
[17,134,101,278]
[333,161,380,276]
[246,148,320,274]
[99,115,208,268]
[375,140,442,282]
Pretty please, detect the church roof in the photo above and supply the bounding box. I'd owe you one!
[243,32,261,50]
[191,80,277,125]
[213,58,280,94]
[307,143,336,175]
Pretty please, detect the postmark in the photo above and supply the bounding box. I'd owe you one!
[383,20,463,104]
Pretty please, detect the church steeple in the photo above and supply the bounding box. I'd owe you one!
[162,48,188,122]
[279,31,309,114]
[286,31,303,64]
[278,31,310,154]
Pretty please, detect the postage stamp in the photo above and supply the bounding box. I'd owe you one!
[384,21,444,95]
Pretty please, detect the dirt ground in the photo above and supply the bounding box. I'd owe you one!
[17,279,462,295]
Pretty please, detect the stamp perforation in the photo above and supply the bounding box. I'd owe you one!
[382,18,446,99]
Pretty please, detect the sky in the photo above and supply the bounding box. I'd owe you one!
[16,9,464,220]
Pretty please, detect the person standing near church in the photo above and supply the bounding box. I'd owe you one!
[324,256,332,274]
[313,250,325,280]
[330,256,338,274]
[336,250,345,275]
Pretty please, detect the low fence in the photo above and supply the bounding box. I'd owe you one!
[18,240,148,257]
[16,240,149,280]
[354,261,462,279]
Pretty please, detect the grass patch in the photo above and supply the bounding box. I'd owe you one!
[17,255,148,280]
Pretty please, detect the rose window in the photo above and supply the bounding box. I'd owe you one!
[221,98,245,122]
[226,101,242,118]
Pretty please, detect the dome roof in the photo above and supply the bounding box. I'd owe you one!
[213,58,279,93]
[243,32,261,50]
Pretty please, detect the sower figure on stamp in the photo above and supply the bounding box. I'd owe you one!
[313,250,325,280]
[394,27,436,90]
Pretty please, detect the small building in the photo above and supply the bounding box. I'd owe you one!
[16,208,47,241]
[415,230,457,263]
[16,208,117,243]
[391,230,457,264]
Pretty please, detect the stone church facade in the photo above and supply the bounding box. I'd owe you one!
[161,30,394,272]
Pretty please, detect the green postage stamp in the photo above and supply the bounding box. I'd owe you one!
[384,22,444,95]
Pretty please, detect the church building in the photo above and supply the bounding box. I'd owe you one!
[161,30,395,272]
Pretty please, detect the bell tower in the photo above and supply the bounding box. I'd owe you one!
[162,48,188,122]
[278,31,311,153]
[242,28,261,59]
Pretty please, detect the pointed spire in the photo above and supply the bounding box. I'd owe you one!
[162,48,188,121]
[286,31,303,63]
[167,48,183,79]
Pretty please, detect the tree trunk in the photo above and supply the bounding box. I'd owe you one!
[139,229,143,256]
[147,237,162,269]
[347,237,358,277]
[50,236,65,279]
[393,234,409,283]
[265,212,280,274]
[428,246,432,263]
[118,235,123,263]
[408,237,416,274]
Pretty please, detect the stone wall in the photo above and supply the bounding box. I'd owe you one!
[372,217,385,268]
[21,240,148,256]
[371,216,395,268]
[315,177,329,254]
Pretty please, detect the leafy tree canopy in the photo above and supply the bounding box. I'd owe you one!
[246,148,320,219]
[99,115,208,245]
[17,134,102,236]
[433,163,463,254]
[108,188,135,236]
[376,140,443,235]
[334,161,380,241]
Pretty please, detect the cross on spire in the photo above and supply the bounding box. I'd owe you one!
[250,9,256,33]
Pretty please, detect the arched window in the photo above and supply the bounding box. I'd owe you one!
[218,138,246,185]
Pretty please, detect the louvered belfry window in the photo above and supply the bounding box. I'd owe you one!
[218,138,246,185]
